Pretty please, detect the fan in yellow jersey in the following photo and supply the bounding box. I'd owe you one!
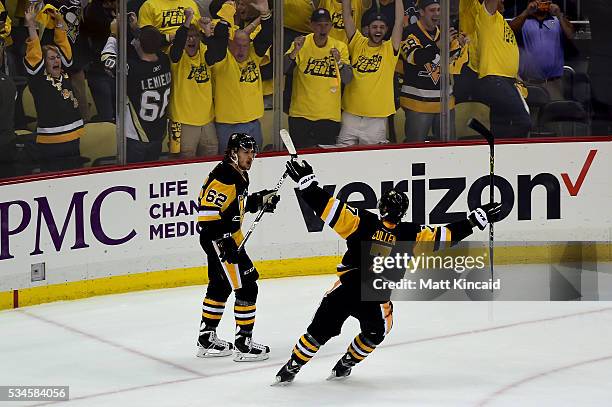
[314,0,370,44]
[337,0,403,146]
[167,8,226,158]
[456,0,531,138]
[210,0,276,114]
[211,0,272,153]
[399,0,467,142]
[24,5,84,172]
[284,8,352,148]
[196,133,280,361]
[138,0,201,42]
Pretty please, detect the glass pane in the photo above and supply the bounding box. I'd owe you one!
[0,0,118,179]
[452,0,611,140]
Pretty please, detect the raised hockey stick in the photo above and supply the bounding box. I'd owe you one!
[468,118,495,283]
[237,130,298,252]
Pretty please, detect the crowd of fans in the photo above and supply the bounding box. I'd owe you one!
[0,0,610,179]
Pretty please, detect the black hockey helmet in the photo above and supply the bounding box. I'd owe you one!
[224,133,259,160]
[226,133,258,153]
[377,189,409,224]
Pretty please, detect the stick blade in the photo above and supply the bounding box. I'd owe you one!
[467,118,494,145]
[279,129,297,157]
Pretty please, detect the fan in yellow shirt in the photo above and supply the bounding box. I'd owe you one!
[212,0,272,153]
[337,0,403,146]
[168,8,229,158]
[458,0,530,138]
[139,0,202,40]
[284,8,353,148]
[315,0,369,44]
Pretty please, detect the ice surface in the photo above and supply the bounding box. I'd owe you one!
[1,274,611,406]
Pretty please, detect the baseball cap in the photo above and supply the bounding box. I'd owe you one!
[364,12,390,26]
[311,8,332,22]
[418,0,440,9]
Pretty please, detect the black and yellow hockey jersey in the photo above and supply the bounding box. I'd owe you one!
[298,181,475,297]
[24,29,84,144]
[399,21,462,113]
[197,161,250,246]
[102,36,172,142]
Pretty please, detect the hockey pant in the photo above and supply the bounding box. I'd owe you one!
[289,280,393,368]
[199,238,259,337]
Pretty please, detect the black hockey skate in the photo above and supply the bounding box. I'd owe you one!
[234,335,270,362]
[272,360,302,386]
[196,331,233,358]
[327,356,353,380]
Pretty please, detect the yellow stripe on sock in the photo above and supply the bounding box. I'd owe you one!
[234,304,256,311]
[202,312,222,320]
[355,335,374,353]
[293,347,310,362]
[204,298,226,306]
[301,336,319,352]
[236,318,255,325]
[348,346,365,360]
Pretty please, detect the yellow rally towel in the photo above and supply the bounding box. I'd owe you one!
[35,4,60,30]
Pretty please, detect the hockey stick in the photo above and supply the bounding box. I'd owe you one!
[237,129,298,252]
[467,118,495,284]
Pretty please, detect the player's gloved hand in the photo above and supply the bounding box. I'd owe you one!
[469,202,502,230]
[285,160,318,190]
[246,189,280,213]
[215,234,239,263]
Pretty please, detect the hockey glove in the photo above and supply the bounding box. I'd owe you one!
[286,160,317,190]
[246,189,280,213]
[469,202,502,230]
[215,234,239,264]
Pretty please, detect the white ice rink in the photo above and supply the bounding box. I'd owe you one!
[2,274,612,407]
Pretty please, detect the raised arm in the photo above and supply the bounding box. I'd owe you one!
[286,160,364,240]
[24,5,43,75]
[169,8,194,63]
[391,0,404,51]
[206,19,230,65]
[550,3,575,40]
[509,1,537,33]
[251,0,273,57]
[283,35,304,75]
[341,0,357,42]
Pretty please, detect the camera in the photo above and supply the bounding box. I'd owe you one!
[537,1,552,13]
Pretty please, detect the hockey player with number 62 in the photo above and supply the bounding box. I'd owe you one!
[274,159,502,384]
[196,133,280,362]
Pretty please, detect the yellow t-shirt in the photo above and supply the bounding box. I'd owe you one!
[212,48,267,124]
[169,43,214,126]
[462,0,518,78]
[138,0,202,36]
[284,0,314,34]
[320,0,364,44]
[287,33,349,122]
[0,3,13,46]
[343,31,398,117]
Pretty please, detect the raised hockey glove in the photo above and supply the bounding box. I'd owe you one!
[469,202,502,230]
[246,189,280,213]
[286,160,317,190]
[215,234,239,264]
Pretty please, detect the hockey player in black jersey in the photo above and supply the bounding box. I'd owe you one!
[196,133,280,362]
[274,160,501,384]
